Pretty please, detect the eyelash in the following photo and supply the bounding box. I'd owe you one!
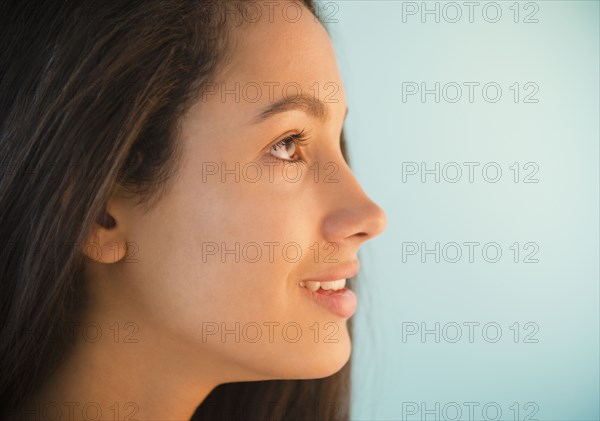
[268,128,311,166]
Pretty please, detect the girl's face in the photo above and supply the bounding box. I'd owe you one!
[87,3,386,385]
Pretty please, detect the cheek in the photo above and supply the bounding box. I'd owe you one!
[122,176,311,327]
[119,165,352,380]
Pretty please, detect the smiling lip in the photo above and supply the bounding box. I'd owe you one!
[299,261,359,318]
[300,286,357,318]
[301,260,360,284]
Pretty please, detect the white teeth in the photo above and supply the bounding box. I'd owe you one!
[304,281,321,292]
[299,279,346,292]
[320,279,346,290]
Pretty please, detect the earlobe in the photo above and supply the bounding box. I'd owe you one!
[82,205,128,264]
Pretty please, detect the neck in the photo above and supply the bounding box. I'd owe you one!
[22,315,219,421]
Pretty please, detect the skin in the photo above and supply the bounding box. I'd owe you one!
[27,3,386,420]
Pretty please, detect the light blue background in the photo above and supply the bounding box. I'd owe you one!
[325,1,600,420]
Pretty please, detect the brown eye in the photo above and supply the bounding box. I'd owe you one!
[268,129,309,162]
[270,137,297,161]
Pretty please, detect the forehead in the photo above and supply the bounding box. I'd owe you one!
[218,2,344,97]
[180,3,346,144]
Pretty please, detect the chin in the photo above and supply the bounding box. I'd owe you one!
[290,335,352,380]
[227,324,353,382]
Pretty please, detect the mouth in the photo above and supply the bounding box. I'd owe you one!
[299,278,347,293]
[299,279,357,318]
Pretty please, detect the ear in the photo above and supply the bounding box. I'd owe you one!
[82,195,129,264]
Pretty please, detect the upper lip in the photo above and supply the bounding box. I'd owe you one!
[302,260,360,283]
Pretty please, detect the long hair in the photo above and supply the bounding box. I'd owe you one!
[0,1,352,419]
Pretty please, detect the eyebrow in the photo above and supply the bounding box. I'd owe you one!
[249,94,348,125]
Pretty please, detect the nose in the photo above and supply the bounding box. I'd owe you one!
[320,160,387,245]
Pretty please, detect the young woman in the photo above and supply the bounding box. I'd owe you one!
[0,1,386,419]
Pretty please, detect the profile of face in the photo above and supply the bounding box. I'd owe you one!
[81,1,386,404]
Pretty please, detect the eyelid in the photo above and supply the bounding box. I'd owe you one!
[266,128,310,162]
[269,128,307,147]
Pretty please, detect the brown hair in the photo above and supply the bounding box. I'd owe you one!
[0,1,351,419]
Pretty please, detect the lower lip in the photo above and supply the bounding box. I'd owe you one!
[300,286,357,318]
